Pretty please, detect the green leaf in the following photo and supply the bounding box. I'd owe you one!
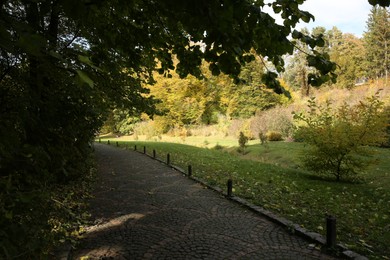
[78,55,91,65]
[316,37,325,47]
[273,6,282,14]
[78,55,102,71]
[291,30,302,39]
[49,50,63,60]
[76,70,94,88]
[300,11,314,23]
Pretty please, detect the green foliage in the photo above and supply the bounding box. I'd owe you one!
[266,131,283,141]
[328,30,366,88]
[285,26,369,91]
[238,132,249,153]
[121,58,286,135]
[284,27,337,95]
[294,93,389,181]
[0,155,94,258]
[101,109,141,135]
[150,68,220,128]
[369,0,390,6]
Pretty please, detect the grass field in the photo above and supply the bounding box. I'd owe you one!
[97,135,390,259]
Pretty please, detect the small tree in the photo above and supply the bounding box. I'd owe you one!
[259,131,268,145]
[238,131,249,154]
[293,93,388,181]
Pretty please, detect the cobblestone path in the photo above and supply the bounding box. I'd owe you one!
[71,143,338,259]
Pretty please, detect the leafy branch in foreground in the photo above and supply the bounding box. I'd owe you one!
[293,92,389,181]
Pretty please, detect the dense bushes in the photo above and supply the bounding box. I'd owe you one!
[0,163,94,258]
[250,106,295,140]
[266,131,283,141]
[0,68,102,257]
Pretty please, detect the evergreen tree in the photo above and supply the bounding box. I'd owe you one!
[364,6,390,83]
[330,33,366,88]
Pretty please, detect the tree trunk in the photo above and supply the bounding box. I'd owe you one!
[300,66,310,96]
[25,2,43,144]
[48,1,60,49]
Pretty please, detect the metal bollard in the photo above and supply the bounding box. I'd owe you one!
[326,215,337,248]
[153,149,156,158]
[188,165,192,176]
[167,153,170,165]
[116,141,119,147]
[107,140,110,145]
[143,146,146,154]
[227,179,233,197]
[134,145,137,151]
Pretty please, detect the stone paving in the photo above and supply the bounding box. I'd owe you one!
[70,143,340,259]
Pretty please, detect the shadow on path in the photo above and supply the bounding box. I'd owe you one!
[70,144,338,259]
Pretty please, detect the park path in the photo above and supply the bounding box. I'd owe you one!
[70,143,338,259]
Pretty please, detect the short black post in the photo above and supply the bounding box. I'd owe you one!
[167,153,170,165]
[116,141,119,147]
[143,146,146,154]
[134,145,137,151]
[99,138,101,143]
[227,179,233,197]
[107,140,110,145]
[188,165,192,176]
[326,215,337,248]
[153,149,156,158]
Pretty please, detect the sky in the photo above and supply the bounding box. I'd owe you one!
[266,0,373,38]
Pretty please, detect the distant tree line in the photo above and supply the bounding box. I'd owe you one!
[284,6,390,94]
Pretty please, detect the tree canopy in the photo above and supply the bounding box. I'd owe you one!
[1,0,347,188]
[284,26,367,91]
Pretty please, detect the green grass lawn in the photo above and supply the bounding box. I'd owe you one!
[98,137,390,259]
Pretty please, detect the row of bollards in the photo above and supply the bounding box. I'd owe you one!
[106,140,338,249]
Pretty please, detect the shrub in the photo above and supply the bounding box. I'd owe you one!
[133,120,162,139]
[238,131,249,153]
[266,131,283,141]
[213,144,224,150]
[259,131,268,145]
[250,106,295,139]
[293,93,389,181]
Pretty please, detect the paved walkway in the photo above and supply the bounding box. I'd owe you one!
[70,144,338,259]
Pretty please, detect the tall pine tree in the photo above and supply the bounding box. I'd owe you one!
[364,6,390,83]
